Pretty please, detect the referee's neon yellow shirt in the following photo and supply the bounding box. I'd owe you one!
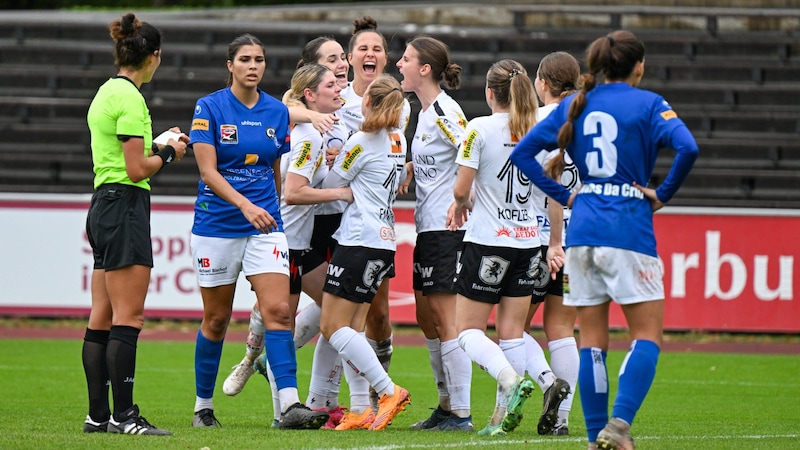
[87,77,153,190]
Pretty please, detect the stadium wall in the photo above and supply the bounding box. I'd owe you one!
[1,193,797,333]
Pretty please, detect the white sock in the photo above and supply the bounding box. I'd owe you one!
[293,302,321,349]
[278,387,300,413]
[264,358,281,421]
[264,358,283,420]
[367,334,393,372]
[342,356,371,413]
[549,336,579,424]
[523,332,556,390]
[425,337,449,406]
[194,396,213,412]
[306,334,342,410]
[499,338,526,378]
[441,338,472,417]
[330,328,393,407]
[458,328,515,389]
[246,306,265,360]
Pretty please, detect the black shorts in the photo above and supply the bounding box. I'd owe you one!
[412,230,465,295]
[305,213,342,272]
[289,249,304,295]
[323,245,394,304]
[85,183,153,271]
[531,245,564,303]
[454,242,544,304]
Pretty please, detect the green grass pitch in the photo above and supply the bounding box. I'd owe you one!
[1,338,798,449]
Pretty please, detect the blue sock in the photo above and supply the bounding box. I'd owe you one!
[264,329,298,391]
[612,339,660,425]
[579,347,609,442]
[194,328,224,399]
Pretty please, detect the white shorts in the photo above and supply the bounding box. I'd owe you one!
[563,246,664,307]
[191,233,290,288]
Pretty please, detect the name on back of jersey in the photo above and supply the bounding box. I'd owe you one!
[580,182,645,199]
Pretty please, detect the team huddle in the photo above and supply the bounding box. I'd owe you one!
[82,12,698,450]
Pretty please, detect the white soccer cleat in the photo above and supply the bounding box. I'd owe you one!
[222,356,255,396]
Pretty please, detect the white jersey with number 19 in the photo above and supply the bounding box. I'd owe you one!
[457,112,541,249]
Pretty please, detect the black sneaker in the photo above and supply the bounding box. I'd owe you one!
[278,403,329,429]
[409,405,450,430]
[427,415,474,432]
[83,415,109,433]
[537,378,571,435]
[107,404,172,435]
[192,408,221,428]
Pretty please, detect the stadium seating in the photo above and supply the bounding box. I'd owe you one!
[0,5,798,207]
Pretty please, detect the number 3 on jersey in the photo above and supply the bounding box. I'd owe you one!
[583,111,618,178]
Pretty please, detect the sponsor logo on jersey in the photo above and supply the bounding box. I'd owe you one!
[436,118,457,144]
[660,110,678,120]
[241,120,262,126]
[245,154,259,165]
[327,136,345,149]
[195,104,202,115]
[455,112,467,129]
[478,255,509,285]
[496,226,512,237]
[313,152,324,172]
[379,226,396,241]
[192,118,209,131]
[462,129,478,159]
[420,133,433,144]
[342,109,362,120]
[341,145,363,171]
[389,133,403,153]
[220,124,238,144]
[513,226,539,239]
[294,141,313,169]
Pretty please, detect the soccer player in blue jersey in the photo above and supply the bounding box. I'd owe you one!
[188,33,328,430]
[510,30,698,450]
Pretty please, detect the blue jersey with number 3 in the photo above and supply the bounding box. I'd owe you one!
[510,82,698,257]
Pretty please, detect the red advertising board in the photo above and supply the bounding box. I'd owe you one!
[388,208,799,333]
[1,195,797,333]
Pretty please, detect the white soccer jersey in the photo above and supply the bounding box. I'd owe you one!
[457,112,540,249]
[411,91,468,233]
[339,83,411,138]
[529,103,579,246]
[338,84,365,138]
[280,123,339,249]
[329,129,408,250]
[314,118,349,216]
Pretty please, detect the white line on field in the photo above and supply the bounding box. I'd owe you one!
[311,433,800,450]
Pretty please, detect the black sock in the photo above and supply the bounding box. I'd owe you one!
[107,325,140,421]
[82,328,110,422]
